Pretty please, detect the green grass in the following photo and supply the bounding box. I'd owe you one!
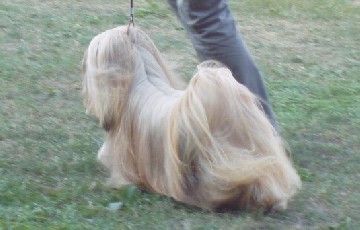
[0,0,359,229]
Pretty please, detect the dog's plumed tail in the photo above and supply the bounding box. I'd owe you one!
[82,26,301,211]
[166,61,300,210]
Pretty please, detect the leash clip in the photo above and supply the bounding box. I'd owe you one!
[127,0,135,34]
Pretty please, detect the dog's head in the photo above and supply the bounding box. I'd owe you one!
[82,26,137,131]
[82,26,183,131]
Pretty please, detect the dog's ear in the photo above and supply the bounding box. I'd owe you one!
[82,49,88,75]
[81,49,91,110]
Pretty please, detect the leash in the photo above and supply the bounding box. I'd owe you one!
[127,0,135,34]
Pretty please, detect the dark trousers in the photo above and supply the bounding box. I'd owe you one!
[168,0,278,130]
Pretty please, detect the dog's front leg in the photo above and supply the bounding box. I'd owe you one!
[98,138,130,189]
[97,141,111,169]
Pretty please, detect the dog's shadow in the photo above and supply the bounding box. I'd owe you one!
[139,187,277,217]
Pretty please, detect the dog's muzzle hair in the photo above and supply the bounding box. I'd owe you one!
[82,26,301,211]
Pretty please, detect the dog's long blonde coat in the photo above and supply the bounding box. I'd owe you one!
[82,26,301,211]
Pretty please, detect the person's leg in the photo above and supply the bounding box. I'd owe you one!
[168,0,278,130]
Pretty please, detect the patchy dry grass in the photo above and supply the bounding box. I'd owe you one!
[0,0,359,229]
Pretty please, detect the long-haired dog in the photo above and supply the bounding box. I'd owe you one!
[82,26,301,211]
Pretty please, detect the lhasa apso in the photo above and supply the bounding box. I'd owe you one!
[82,26,301,211]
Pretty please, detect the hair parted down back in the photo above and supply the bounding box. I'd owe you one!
[82,26,301,211]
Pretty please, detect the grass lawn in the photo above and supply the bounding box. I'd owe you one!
[0,0,359,229]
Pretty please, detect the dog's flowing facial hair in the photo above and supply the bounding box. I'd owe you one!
[82,26,301,211]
